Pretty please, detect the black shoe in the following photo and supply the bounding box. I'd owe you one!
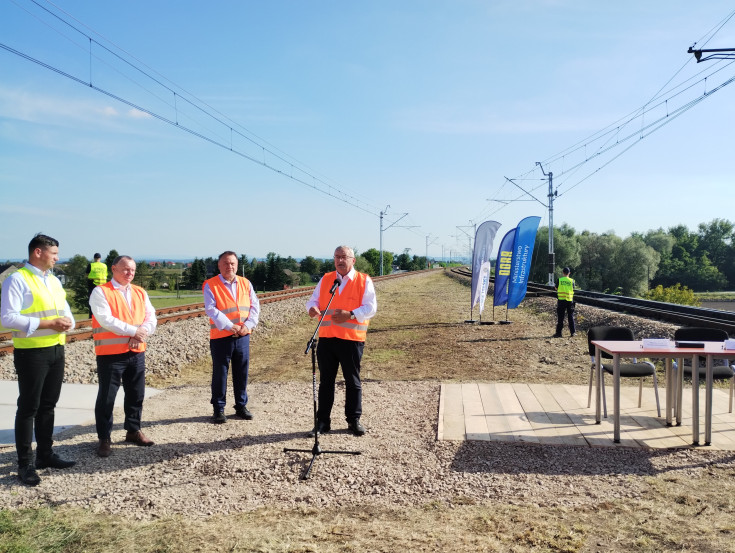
[18,465,41,486]
[36,453,76,470]
[235,406,254,420]
[308,421,331,437]
[213,410,227,424]
[347,419,366,436]
[552,334,562,338]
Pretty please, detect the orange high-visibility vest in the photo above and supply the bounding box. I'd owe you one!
[204,275,252,340]
[318,271,369,341]
[92,282,147,355]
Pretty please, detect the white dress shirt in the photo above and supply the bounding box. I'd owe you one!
[306,268,377,322]
[203,275,260,331]
[89,279,157,337]
[0,263,75,336]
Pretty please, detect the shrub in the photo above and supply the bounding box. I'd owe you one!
[642,283,700,306]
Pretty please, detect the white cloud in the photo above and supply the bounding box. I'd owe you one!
[128,108,151,119]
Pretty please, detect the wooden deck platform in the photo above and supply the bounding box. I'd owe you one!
[438,382,735,450]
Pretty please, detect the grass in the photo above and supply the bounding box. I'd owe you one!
[696,291,735,301]
[4,271,735,552]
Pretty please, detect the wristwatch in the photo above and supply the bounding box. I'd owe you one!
[349,311,356,320]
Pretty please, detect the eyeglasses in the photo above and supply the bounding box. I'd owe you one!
[334,255,354,261]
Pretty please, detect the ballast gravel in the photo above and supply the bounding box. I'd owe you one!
[0,278,732,520]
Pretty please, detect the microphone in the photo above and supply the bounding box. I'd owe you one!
[329,278,341,293]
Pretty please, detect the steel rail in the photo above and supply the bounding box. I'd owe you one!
[451,266,735,336]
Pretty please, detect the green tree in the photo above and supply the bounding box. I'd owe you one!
[410,255,428,271]
[609,236,659,296]
[104,249,119,273]
[64,254,94,312]
[252,260,266,291]
[264,252,288,290]
[696,219,735,288]
[183,258,206,289]
[299,256,320,276]
[354,255,372,274]
[132,260,152,288]
[361,248,392,276]
[529,225,580,284]
[239,254,253,280]
[396,249,412,271]
[577,231,621,292]
[149,266,167,291]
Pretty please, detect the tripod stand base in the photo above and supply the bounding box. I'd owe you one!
[284,444,361,480]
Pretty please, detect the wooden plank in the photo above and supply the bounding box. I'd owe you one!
[494,382,539,443]
[462,383,491,441]
[440,383,465,441]
[526,383,588,447]
[437,383,446,441]
[673,386,735,447]
[477,383,515,442]
[436,383,735,450]
[512,383,570,445]
[555,384,624,447]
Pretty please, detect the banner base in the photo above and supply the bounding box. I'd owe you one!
[499,320,512,325]
[464,319,477,324]
[479,321,496,325]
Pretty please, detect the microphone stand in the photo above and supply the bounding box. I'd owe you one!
[284,279,361,480]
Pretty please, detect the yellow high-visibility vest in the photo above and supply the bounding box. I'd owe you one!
[87,261,108,285]
[12,267,67,349]
[557,276,575,301]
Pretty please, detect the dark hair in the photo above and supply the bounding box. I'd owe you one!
[28,233,59,257]
[562,267,571,274]
[112,255,134,266]
[218,251,238,261]
[94,253,102,260]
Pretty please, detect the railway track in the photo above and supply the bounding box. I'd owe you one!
[451,266,735,335]
[0,269,435,354]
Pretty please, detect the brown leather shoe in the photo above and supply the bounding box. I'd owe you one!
[97,439,112,458]
[125,430,154,447]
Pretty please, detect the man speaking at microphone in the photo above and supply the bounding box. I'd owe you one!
[306,245,377,436]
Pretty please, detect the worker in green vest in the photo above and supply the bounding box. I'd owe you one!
[553,267,576,338]
[86,253,108,317]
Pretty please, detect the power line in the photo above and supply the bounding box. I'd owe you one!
[478,13,735,226]
[4,0,412,226]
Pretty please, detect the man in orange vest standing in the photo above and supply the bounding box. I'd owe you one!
[203,251,260,424]
[306,245,377,436]
[90,255,157,457]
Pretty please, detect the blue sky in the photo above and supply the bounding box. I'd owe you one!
[2,1,734,262]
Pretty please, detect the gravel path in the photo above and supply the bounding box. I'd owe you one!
[1,276,733,520]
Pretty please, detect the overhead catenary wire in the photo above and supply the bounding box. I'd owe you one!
[475,10,735,228]
[4,0,410,227]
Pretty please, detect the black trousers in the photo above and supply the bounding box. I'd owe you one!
[14,344,65,467]
[316,337,364,424]
[556,300,576,336]
[95,351,146,439]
